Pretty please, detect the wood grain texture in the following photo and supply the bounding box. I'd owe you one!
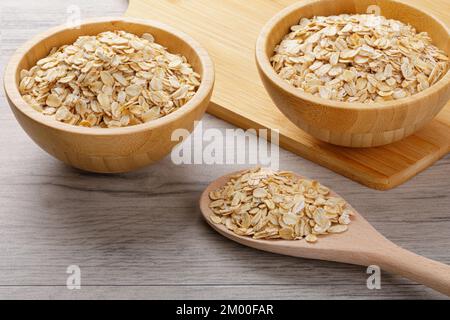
[126,0,450,190]
[4,17,214,173]
[0,0,450,300]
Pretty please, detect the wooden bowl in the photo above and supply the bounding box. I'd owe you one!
[4,17,214,173]
[256,0,450,147]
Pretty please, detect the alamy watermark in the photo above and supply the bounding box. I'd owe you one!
[171,121,280,171]
[66,5,81,29]
[366,5,381,16]
[366,265,381,290]
[66,265,81,290]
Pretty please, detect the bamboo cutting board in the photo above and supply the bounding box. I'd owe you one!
[126,0,450,190]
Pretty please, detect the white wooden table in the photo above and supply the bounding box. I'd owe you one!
[0,0,449,299]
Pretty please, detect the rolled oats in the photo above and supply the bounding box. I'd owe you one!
[19,30,201,128]
[209,168,352,243]
[271,14,449,103]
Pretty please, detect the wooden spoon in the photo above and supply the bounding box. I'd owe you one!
[200,171,450,296]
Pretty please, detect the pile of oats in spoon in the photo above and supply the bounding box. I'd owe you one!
[209,168,352,243]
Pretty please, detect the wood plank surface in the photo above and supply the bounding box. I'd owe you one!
[126,0,450,190]
[0,0,449,300]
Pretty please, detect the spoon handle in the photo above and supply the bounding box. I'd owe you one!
[373,243,450,296]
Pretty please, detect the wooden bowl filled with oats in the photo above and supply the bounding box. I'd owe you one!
[4,17,214,173]
[256,0,450,147]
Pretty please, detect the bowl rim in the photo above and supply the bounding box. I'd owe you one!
[4,17,215,136]
[255,0,450,111]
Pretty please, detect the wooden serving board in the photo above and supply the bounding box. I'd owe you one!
[126,0,450,190]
